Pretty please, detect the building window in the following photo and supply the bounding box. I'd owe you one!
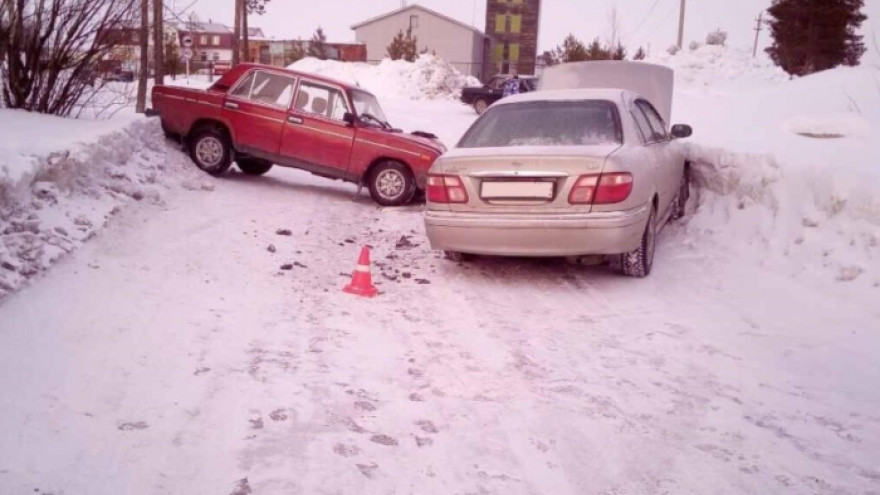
[493,43,504,62]
[511,15,522,33]
[212,52,220,61]
[512,0,524,4]
[199,35,208,45]
[495,13,505,33]
[410,15,419,29]
[212,35,220,46]
[509,43,520,62]
[200,51,207,61]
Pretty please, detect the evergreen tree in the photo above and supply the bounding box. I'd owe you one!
[284,40,306,65]
[611,43,627,60]
[551,34,588,63]
[308,26,329,60]
[386,27,418,62]
[765,0,867,76]
[540,50,560,66]
[633,46,647,60]
[585,37,611,60]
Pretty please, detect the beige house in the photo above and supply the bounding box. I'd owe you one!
[352,4,487,79]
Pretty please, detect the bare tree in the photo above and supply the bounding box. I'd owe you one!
[606,7,622,51]
[136,0,148,113]
[242,0,269,63]
[231,0,241,66]
[2,0,138,116]
[153,0,163,84]
[0,0,9,67]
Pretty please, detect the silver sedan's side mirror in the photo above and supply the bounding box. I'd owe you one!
[671,124,693,139]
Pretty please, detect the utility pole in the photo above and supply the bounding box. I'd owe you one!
[676,0,686,49]
[153,0,164,84]
[752,11,764,58]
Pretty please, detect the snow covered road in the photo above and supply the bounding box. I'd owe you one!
[2,49,880,493]
[1,138,878,494]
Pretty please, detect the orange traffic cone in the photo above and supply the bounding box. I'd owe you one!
[343,246,379,297]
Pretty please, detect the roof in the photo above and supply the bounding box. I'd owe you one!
[234,63,374,95]
[351,3,485,37]
[183,22,232,33]
[495,88,631,106]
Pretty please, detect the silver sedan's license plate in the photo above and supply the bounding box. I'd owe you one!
[481,181,554,199]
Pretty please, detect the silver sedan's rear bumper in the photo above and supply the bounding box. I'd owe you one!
[424,204,650,257]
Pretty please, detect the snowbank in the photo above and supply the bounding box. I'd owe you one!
[0,109,141,184]
[658,46,880,287]
[647,44,789,92]
[288,55,481,101]
[0,114,202,300]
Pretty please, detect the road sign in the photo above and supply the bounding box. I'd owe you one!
[182,35,193,48]
[182,48,193,60]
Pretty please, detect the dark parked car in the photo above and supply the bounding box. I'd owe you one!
[104,69,134,82]
[460,74,539,114]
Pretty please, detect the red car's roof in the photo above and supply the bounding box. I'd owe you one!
[221,63,374,97]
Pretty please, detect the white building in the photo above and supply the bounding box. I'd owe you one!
[351,4,487,79]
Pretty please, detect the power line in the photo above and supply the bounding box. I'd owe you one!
[631,0,665,38]
[637,3,678,47]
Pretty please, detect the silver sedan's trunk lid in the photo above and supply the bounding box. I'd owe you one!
[540,61,674,124]
[432,144,620,213]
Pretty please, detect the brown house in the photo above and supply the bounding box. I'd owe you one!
[485,0,541,75]
[329,42,367,62]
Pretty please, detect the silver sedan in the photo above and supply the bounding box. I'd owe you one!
[424,66,692,277]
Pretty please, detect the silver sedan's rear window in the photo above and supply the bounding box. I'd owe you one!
[458,100,622,148]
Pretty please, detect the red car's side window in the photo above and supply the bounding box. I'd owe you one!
[294,81,351,122]
[229,70,297,109]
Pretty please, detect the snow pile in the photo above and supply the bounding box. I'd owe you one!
[0,114,202,300]
[648,44,789,91]
[289,54,481,101]
[672,65,880,288]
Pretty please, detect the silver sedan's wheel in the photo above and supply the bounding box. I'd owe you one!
[188,128,232,176]
[621,206,657,278]
[368,161,415,207]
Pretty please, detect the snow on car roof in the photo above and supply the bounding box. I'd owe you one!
[493,88,630,106]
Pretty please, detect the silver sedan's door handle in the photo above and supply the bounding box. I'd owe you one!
[288,116,303,124]
[224,101,239,109]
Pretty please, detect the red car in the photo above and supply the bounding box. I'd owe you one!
[150,63,445,206]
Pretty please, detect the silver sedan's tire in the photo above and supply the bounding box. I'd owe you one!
[620,206,657,278]
[671,165,690,220]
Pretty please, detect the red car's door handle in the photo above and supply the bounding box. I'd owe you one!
[287,116,304,125]
[224,101,239,110]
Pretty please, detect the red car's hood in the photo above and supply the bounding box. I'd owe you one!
[398,131,447,154]
[361,127,447,155]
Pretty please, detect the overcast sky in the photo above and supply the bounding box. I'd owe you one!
[180,0,879,58]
